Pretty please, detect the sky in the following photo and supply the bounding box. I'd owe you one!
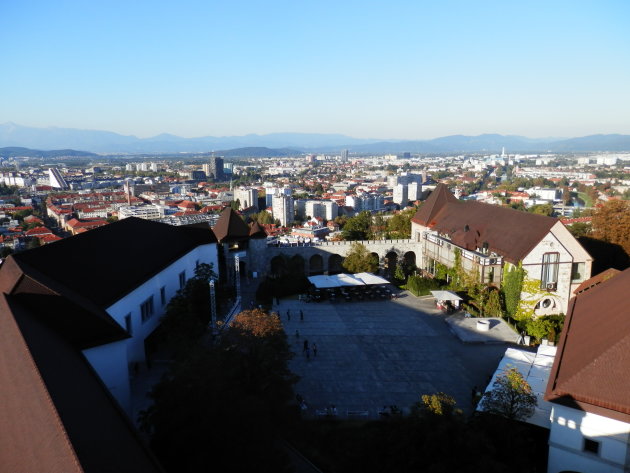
[1,1,629,140]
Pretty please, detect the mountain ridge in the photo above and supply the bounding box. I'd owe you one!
[1,122,629,154]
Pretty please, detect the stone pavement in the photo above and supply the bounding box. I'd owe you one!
[446,314,520,344]
[277,291,510,419]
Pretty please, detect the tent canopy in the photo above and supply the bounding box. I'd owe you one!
[430,290,463,301]
[308,272,390,289]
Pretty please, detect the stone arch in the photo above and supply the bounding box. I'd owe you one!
[403,251,417,276]
[370,252,380,274]
[270,255,287,277]
[385,251,398,279]
[309,254,324,275]
[329,254,344,275]
[534,295,561,316]
[289,254,305,276]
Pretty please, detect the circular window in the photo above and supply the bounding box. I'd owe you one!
[542,298,552,309]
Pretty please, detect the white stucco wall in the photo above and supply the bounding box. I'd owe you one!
[105,242,218,363]
[548,404,630,473]
[82,339,131,414]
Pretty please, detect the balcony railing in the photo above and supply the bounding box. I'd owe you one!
[423,232,502,266]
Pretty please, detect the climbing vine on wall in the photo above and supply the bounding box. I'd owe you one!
[501,263,525,319]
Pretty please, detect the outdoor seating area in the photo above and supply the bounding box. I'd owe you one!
[305,284,394,303]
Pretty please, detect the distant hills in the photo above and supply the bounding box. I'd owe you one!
[1,122,629,154]
[0,146,98,158]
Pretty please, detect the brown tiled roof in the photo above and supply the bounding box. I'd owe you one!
[248,221,267,239]
[573,268,621,294]
[10,217,217,309]
[212,207,250,243]
[411,183,458,226]
[413,183,556,264]
[545,267,630,422]
[0,293,164,472]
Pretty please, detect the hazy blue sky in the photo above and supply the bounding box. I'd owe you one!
[1,1,629,139]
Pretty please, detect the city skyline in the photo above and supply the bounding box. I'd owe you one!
[1,1,629,140]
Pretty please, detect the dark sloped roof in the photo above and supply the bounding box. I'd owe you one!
[411,183,458,226]
[545,267,630,422]
[413,184,557,263]
[212,207,250,242]
[573,267,620,294]
[0,294,163,472]
[9,217,217,309]
[248,220,267,239]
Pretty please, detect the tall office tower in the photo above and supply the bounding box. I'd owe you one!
[393,183,408,206]
[272,193,294,227]
[341,149,349,160]
[203,156,224,181]
[234,187,258,210]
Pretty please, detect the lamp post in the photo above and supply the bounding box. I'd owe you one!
[234,254,241,301]
[209,279,216,336]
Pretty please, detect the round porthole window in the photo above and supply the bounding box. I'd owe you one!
[542,298,552,309]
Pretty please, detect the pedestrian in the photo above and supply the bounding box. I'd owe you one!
[303,339,309,353]
[306,347,311,360]
[295,329,300,339]
[313,343,318,357]
[300,309,304,321]
[287,309,291,321]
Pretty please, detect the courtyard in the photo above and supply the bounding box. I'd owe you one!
[278,291,511,419]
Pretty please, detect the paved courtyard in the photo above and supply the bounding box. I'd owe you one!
[277,291,510,419]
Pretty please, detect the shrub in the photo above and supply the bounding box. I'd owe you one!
[406,275,443,296]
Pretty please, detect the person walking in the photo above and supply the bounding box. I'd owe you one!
[303,339,309,354]
[313,343,318,357]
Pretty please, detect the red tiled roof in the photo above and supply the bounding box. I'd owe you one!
[25,227,53,236]
[545,267,630,422]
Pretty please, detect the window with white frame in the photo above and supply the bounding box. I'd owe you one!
[140,296,154,323]
[541,252,560,289]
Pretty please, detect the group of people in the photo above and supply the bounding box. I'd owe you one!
[302,339,318,360]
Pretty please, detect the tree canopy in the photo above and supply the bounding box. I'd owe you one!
[480,367,537,421]
[591,200,630,255]
[342,242,379,273]
[342,211,373,240]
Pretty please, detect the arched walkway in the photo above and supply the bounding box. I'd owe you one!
[289,254,305,276]
[270,255,287,277]
[404,251,416,275]
[370,252,380,273]
[329,254,344,275]
[385,251,398,279]
[309,254,324,275]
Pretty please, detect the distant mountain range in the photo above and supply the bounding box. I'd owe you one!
[1,122,629,154]
[0,146,98,158]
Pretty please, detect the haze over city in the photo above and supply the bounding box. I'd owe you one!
[2,1,629,141]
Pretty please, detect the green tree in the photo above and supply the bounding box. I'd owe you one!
[591,200,630,255]
[528,203,554,216]
[484,289,503,318]
[480,367,537,421]
[342,242,379,273]
[342,211,372,241]
[386,207,416,239]
[502,264,525,319]
[567,222,592,238]
[419,392,459,416]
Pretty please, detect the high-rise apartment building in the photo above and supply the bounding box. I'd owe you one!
[272,193,294,227]
[393,183,408,206]
[234,187,258,210]
[202,156,224,181]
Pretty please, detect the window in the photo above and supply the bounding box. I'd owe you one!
[179,271,186,289]
[124,313,132,335]
[160,286,166,306]
[583,438,600,455]
[541,252,560,289]
[571,262,585,283]
[140,296,154,323]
